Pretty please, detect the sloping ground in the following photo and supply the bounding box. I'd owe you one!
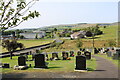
[2,56,118,79]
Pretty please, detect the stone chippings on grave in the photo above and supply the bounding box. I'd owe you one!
[34,54,48,68]
[75,55,87,70]
[18,56,26,66]
[70,51,74,57]
[84,51,91,60]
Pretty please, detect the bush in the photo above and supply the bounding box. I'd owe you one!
[76,39,83,48]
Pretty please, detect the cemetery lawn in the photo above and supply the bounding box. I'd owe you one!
[1,55,96,74]
[1,39,54,53]
[95,54,118,67]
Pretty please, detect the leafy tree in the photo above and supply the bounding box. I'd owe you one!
[2,39,24,59]
[0,0,40,33]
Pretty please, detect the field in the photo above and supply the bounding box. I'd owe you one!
[1,39,54,53]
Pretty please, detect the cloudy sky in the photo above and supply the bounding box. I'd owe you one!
[13,0,118,29]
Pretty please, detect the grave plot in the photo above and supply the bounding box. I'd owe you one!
[75,55,87,72]
[34,54,48,68]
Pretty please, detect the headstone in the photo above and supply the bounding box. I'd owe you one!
[94,48,99,54]
[80,48,82,51]
[75,56,87,70]
[34,54,48,68]
[18,56,26,66]
[3,63,10,68]
[62,51,68,60]
[106,51,112,57]
[84,51,91,60]
[77,51,81,56]
[52,52,59,59]
[70,51,74,57]
[112,49,120,60]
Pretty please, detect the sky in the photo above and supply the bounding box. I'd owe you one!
[13,0,118,29]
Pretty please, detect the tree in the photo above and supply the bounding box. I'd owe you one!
[0,0,40,33]
[2,39,24,59]
[76,39,83,48]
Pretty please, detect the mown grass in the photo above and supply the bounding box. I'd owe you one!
[95,54,118,67]
[1,39,54,53]
[1,53,96,73]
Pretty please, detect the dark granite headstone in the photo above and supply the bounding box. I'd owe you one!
[3,63,10,68]
[77,51,81,56]
[62,51,68,60]
[18,56,26,66]
[70,51,74,57]
[94,48,99,54]
[84,51,91,60]
[75,56,87,70]
[34,54,47,68]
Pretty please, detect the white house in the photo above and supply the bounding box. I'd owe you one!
[70,31,86,39]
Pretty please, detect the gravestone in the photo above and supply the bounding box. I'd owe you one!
[112,49,120,60]
[94,48,99,54]
[70,51,74,57]
[18,56,26,66]
[52,53,59,59]
[106,51,112,57]
[3,63,10,68]
[62,51,68,60]
[34,54,48,68]
[77,51,81,56]
[84,51,91,60]
[75,56,87,70]
[80,48,82,51]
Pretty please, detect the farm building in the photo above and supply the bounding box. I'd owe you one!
[70,31,86,39]
[20,31,46,39]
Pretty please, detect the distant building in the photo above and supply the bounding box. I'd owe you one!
[0,35,15,40]
[20,31,46,39]
[70,31,86,39]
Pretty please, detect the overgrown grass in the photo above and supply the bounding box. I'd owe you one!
[1,54,96,73]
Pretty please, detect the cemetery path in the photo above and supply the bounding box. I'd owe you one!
[2,55,118,79]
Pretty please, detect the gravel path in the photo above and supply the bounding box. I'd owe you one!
[2,55,119,79]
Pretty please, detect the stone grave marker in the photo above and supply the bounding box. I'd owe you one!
[70,51,74,57]
[77,51,81,56]
[18,56,26,66]
[34,54,48,68]
[52,52,59,59]
[3,63,10,68]
[62,51,68,60]
[106,51,112,57]
[112,49,120,60]
[84,51,91,60]
[75,55,87,70]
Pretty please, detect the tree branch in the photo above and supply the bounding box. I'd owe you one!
[2,0,35,29]
[0,0,12,22]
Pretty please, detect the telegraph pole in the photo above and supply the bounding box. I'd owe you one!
[92,33,95,54]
